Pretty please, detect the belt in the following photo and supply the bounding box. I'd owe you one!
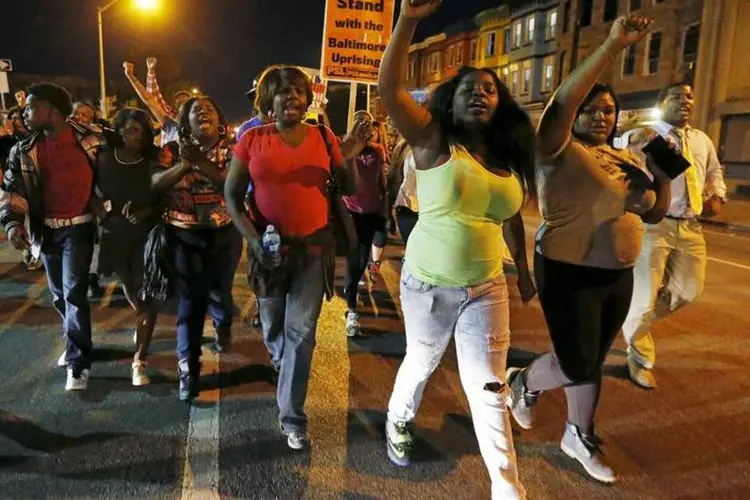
[665,215,695,221]
[44,214,94,228]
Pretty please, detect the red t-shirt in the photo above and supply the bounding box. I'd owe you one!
[234,124,344,238]
[36,128,93,219]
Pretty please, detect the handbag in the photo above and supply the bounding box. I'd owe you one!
[138,218,175,304]
[316,124,358,258]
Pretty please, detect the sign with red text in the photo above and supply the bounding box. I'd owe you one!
[320,0,396,84]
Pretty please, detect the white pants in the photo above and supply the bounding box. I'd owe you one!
[621,218,707,368]
[388,267,526,500]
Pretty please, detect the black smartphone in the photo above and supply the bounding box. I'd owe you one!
[642,135,691,180]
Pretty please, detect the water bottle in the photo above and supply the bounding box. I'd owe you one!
[261,225,281,262]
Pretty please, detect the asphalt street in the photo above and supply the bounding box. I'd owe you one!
[0,215,748,499]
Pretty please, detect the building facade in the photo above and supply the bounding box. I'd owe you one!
[693,0,750,194]
[556,0,704,128]
[499,0,560,122]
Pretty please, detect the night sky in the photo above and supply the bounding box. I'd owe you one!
[3,0,520,122]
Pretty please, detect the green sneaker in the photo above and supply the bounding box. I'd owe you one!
[386,419,413,467]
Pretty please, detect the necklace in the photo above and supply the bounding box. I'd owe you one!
[114,149,144,165]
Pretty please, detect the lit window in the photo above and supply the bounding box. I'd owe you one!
[526,15,535,43]
[514,23,522,48]
[546,10,557,39]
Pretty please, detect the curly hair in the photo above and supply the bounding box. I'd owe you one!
[255,66,313,118]
[573,82,621,147]
[106,107,159,159]
[428,66,537,199]
[27,82,73,117]
[177,96,229,141]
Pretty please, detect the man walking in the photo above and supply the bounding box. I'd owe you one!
[620,83,727,389]
[0,83,104,391]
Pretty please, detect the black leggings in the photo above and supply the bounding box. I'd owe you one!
[344,211,386,310]
[395,206,418,244]
[524,253,634,433]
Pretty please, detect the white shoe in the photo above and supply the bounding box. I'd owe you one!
[560,422,617,484]
[57,351,67,368]
[345,311,361,338]
[286,431,309,450]
[65,367,90,391]
[132,361,151,386]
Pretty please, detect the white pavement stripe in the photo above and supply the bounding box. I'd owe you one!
[707,256,750,271]
[181,342,220,500]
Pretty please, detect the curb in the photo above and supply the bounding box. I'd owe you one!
[699,218,750,234]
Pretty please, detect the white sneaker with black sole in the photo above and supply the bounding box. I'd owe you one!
[346,311,362,338]
[65,367,90,391]
[560,422,617,484]
[286,431,309,450]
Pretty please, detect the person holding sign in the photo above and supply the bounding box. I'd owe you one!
[378,1,536,498]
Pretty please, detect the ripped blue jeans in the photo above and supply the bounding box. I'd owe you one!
[388,265,525,500]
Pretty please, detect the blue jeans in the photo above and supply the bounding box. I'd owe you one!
[388,265,525,500]
[40,223,95,370]
[169,225,242,369]
[258,252,324,434]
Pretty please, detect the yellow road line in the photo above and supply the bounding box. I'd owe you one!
[304,294,350,499]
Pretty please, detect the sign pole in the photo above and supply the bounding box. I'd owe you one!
[366,84,371,116]
[347,82,357,132]
[1,92,6,112]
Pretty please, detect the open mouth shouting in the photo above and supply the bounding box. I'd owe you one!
[468,98,490,115]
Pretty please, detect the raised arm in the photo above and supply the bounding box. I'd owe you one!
[145,58,178,121]
[123,62,169,126]
[537,15,650,157]
[377,0,441,146]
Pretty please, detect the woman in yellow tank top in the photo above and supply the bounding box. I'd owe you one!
[377,2,537,498]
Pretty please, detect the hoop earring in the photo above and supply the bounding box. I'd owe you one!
[218,125,226,136]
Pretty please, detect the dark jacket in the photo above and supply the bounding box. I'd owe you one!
[0,119,104,246]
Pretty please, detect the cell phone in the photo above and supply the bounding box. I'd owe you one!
[642,135,691,180]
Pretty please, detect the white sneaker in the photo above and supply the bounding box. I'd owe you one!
[286,431,309,450]
[132,361,151,386]
[57,351,67,368]
[65,367,90,391]
[345,311,361,338]
[560,422,617,484]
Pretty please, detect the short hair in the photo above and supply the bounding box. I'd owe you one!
[178,96,229,140]
[656,82,693,105]
[27,82,73,117]
[108,107,159,159]
[256,66,313,117]
[573,82,621,147]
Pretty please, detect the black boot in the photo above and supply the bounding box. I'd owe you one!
[211,327,232,354]
[177,359,199,401]
[87,273,103,298]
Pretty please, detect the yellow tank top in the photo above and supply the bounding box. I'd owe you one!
[405,144,524,287]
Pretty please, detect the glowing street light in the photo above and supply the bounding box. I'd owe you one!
[98,0,160,117]
[135,0,159,11]
[192,88,200,95]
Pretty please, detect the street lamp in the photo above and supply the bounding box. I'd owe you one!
[97,0,159,117]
